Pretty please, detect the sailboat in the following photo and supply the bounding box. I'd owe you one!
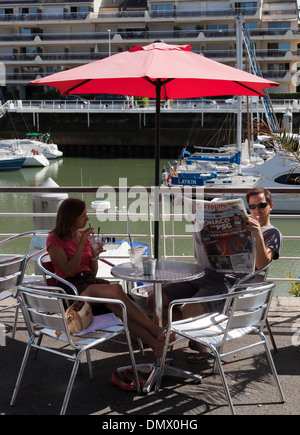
[164,148,261,187]
[162,17,300,212]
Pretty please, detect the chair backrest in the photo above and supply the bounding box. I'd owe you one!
[18,285,74,342]
[38,252,78,295]
[0,230,49,275]
[225,282,275,336]
[236,260,272,286]
[28,232,48,257]
[0,256,27,293]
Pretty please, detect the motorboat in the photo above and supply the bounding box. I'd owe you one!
[216,151,300,213]
[0,133,63,160]
[23,133,63,159]
[0,150,25,170]
[0,140,49,167]
[253,152,300,213]
[20,150,49,167]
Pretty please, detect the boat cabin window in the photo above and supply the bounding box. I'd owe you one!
[275,174,300,185]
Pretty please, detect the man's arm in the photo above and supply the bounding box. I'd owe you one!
[245,218,275,270]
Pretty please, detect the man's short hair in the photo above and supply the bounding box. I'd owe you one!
[246,187,272,204]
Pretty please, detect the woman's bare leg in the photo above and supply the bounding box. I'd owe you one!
[83,283,167,342]
[104,302,165,358]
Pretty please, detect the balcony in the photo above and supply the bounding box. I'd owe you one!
[0,11,90,23]
[1,27,298,46]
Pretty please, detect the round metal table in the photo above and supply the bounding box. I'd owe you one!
[111,260,205,392]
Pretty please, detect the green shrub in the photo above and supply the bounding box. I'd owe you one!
[285,271,300,297]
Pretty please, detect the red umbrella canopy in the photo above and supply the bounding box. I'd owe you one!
[31,42,279,260]
[31,42,279,98]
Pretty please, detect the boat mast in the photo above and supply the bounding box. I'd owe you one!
[236,14,243,174]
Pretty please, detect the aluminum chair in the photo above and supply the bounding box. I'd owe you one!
[155,281,285,415]
[38,251,147,355]
[37,251,79,294]
[232,261,278,352]
[0,230,49,284]
[0,231,49,337]
[0,256,27,338]
[10,284,140,415]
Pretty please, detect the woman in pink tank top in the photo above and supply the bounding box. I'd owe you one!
[47,198,173,358]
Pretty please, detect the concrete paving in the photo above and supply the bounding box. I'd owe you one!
[0,296,300,417]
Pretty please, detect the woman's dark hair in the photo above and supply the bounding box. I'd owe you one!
[52,198,86,239]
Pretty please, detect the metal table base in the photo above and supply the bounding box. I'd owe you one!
[111,261,205,392]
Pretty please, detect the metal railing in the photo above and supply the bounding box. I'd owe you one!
[3,98,300,115]
[0,186,299,292]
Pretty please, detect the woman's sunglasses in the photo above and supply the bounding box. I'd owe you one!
[248,202,270,210]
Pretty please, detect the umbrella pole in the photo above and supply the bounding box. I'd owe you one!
[154,81,161,259]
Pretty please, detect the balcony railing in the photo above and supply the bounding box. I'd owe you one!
[0,7,272,24]
[1,50,298,69]
[0,186,298,294]
[0,27,298,45]
[0,12,90,22]
[99,8,258,20]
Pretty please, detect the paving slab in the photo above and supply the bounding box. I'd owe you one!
[0,296,300,417]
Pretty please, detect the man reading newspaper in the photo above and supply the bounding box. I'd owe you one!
[147,187,282,362]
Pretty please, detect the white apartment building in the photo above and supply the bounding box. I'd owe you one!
[0,0,298,99]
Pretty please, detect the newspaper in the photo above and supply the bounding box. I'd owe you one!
[193,198,255,273]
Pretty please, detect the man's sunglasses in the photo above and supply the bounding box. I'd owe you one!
[248,202,270,210]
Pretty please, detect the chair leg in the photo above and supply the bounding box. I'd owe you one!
[11,304,20,340]
[214,353,236,415]
[137,337,145,357]
[10,337,34,406]
[266,318,278,353]
[60,354,81,415]
[33,334,43,359]
[124,328,141,393]
[86,350,94,379]
[260,332,285,403]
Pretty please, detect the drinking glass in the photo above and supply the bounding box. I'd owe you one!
[128,246,147,276]
[88,234,103,258]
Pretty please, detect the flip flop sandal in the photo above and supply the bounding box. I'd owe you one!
[124,368,147,387]
[187,352,214,363]
[111,370,138,391]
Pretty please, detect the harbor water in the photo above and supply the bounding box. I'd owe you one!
[0,156,299,297]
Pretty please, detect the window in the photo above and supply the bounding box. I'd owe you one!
[268,22,290,31]
[151,4,174,14]
[268,42,290,52]
[245,22,257,30]
[268,63,289,71]
[207,24,229,31]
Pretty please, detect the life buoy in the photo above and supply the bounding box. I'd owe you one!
[33,149,39,155]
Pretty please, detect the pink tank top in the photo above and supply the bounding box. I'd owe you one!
[46,232,92,279]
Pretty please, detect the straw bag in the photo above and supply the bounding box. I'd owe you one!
[56,302,93,337]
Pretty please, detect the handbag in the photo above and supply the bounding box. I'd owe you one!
[56,302,93,337]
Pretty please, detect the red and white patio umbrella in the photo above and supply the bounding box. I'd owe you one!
[31,42,279,257]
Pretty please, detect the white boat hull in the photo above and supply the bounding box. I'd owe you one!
[16,139,63,159]
[22,154,50,167]
[0,139,63,160]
